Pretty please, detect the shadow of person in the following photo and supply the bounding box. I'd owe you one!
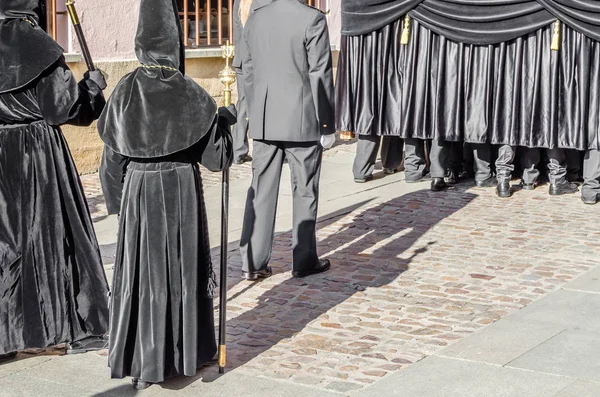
[172,187,477,385]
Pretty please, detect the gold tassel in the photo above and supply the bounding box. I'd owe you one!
[400,15,410,45]
[551,20,561,51]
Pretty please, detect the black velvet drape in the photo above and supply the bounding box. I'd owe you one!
[336,20,600,150]
[341,1,600,44]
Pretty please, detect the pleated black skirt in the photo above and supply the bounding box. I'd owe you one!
[108,159,217,383]
[0,121,110,354]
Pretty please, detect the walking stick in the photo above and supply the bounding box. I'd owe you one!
[65,0,96,71]
[217,40,236,374]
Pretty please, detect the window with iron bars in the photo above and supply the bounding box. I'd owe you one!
[178,0,328,48]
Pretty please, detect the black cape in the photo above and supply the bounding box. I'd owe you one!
[0,57,109,354]
[99,0,233,383]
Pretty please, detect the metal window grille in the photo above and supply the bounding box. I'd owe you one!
[178,0,233,47]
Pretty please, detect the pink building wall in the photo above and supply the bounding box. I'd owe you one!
[67,0,341,60]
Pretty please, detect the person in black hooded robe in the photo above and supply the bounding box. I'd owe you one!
[97,0,234,389]
[0,0,110,360]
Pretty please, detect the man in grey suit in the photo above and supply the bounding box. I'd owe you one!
[239,0,334,280]
[231,0,274,164]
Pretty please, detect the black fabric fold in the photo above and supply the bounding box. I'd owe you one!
[341,0,600,44]
[0,19,63,94]
[335,19,600,150]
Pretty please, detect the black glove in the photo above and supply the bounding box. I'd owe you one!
[218,104,237,126]
[84,70,107,90]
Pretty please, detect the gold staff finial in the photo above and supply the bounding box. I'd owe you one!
[219,40,236,107]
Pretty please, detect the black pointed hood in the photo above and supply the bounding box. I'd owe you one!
[98,0,218,159]
[135,0,185,74]
[0,0,62,94]
[0,0,43,22]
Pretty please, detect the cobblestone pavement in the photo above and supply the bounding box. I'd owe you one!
[80,139,357,220]
[79,141,600,393]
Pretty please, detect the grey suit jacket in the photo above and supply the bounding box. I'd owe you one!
[241,0,335,142]
[232,0,274,69]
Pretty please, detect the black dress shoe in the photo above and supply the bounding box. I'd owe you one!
[476,176,498,188]
[406,173,431,183]
[292,259,331,278]
[496,180,512,198]
[549,181,579,196]
[383,168,397,175]
[0,352,17,363]
[66,335,108,354]
[242,266,272,281]
[431,177,447,192]
[521,181,536,190]
[233,154,252,165]
[354,175,373,183]
[582,194,599,205]
[444,170,457,185]
[132,378,152,390]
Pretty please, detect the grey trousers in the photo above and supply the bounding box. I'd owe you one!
[404,138,430,181]
[520,147,541,184]
[471,143,494,182]
[582,149,600,201]
[352,135,404,179]
[233,69,249,161]
[506,146,568,184]
[428,139,449,178]
[240,140,322,273]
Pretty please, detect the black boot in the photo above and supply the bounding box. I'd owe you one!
[431,177,448,192]
[496,180,512,198]
[549,180,579,196]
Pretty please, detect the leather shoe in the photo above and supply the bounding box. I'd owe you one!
[496,180,511,198]
[233,154,252,165]
[521,181,536,191]
[476,176,498,188]
[582,194,599,205]
[354,175,373,183]
[0,352,17,363]
[242,266,272,281]
[549,181,579,196]
[66,335,108,354]
[431,177,447,191]
[406,173,431,183]
[444,170,458,185]
[292,259,331,278]
[383,168,397,175]
[132,378,152,390]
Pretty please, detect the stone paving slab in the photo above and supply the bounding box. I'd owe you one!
[553,380,600,397]
[562,265,600,293]
[356,355,574,397]
[507,329,600,382]
[437,317,566,365]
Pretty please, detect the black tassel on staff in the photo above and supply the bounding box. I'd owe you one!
[217,40,236,374]
[65,0,95,71]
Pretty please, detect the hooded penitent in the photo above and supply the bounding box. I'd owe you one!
[98,0,217,158]
[0,0,63,93]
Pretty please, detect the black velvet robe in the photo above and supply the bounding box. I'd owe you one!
[0,58,109,354]
[336,20,600,150]
[100,114,233,383]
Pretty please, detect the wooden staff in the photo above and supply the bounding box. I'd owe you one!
[217,40,236,374]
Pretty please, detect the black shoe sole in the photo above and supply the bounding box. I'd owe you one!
[242,267,273,281]
[354,176,373,183]
[292,260,331,278]
[522,184,536,191]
